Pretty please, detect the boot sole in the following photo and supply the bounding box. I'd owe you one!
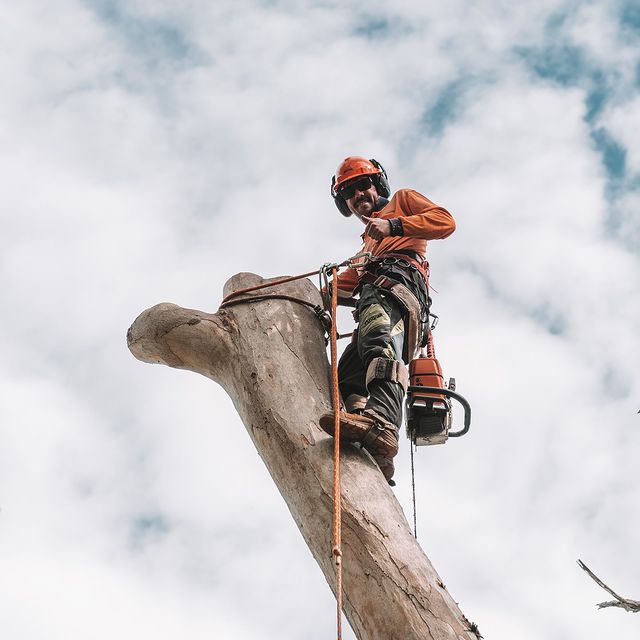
[319,411,375,442]
[319,411,398,459]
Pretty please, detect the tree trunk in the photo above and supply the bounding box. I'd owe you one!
[127,272,478,640]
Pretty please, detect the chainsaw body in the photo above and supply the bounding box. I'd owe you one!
[405,355,471,446]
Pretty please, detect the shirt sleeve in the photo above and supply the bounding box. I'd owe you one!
[396,189,456,240]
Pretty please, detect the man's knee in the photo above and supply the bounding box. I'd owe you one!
[357,302,390,341]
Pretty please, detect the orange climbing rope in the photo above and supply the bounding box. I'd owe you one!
[329,265,343,639]
[220,269,323,304]
[220,259,363,640]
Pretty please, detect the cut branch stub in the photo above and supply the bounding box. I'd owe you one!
[127,272,479,640]
[127,302,234,382]
[578,559,640,613]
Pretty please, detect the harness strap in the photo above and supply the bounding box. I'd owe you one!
[358,273,398,290]
[361,422,389,449]
[370,251,430,279]
[358,272,425,362]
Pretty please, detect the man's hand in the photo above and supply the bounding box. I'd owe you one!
[363,216,392,241]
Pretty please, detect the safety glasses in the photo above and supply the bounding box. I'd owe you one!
[339,176,373,199]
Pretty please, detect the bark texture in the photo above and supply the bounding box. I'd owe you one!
[127,272,478,640]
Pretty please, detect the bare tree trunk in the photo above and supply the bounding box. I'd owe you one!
[127,272,479,640]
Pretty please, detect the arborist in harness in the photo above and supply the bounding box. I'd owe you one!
[319,156,456,485]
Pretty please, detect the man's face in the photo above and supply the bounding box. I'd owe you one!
[340,176,378,220]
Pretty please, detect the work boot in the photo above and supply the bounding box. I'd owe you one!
[360,408,399,485]
[319,410,374,444]
[344,393,367,414]
[318,411,399,467]
[319,411,398,486]
[360,409,399,458]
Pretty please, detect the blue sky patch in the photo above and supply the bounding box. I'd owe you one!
[353,16,392,39]
[130,514,170,548]
[88,0,202,68]
[517,43,586,86]
[352,13,416,40]
[459,260,568,336]
[516,29,637,217]
[133,514,170,533]
[591,127,627,181]
[621,1,640,31]
[532,304,567,337]
[584,70,610,121]
[517,43,617,122]
[420,80,467,137]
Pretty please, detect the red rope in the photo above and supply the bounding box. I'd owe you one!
[220,269,322,305]
[426,329,436,359]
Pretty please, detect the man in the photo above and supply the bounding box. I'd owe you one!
[320,156,455,485]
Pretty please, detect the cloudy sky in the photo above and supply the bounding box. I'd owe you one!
[1,1,639,638]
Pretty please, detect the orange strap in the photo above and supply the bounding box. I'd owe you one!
[330,266,343,639]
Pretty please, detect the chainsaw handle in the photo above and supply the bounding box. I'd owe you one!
[406,386,471,438]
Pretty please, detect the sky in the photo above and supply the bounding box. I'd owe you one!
[1,1,639,638]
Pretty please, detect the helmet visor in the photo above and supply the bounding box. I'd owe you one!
[339,176,374,200]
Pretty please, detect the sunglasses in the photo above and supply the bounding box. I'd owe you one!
[339,176,374,199]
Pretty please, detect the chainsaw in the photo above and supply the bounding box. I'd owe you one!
[405,332,471,446]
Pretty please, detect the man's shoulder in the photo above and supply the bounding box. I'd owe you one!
[392,188,427,199]
[386,188,433,212]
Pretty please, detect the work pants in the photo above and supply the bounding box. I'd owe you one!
[337,284,407,428]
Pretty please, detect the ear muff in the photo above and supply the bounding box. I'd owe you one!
[369,158,391,198]
[331,176,353,217]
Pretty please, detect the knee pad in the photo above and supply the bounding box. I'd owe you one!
[365,357,408,392]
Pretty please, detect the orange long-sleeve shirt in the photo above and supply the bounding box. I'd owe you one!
[336,189,455,297]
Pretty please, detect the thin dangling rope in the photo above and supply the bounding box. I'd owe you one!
[329,266,343,639]
[410,440,417,538]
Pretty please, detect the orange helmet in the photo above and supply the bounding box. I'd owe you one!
[331,156,390,216]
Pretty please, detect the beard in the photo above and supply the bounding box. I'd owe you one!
[353,196,375,217]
